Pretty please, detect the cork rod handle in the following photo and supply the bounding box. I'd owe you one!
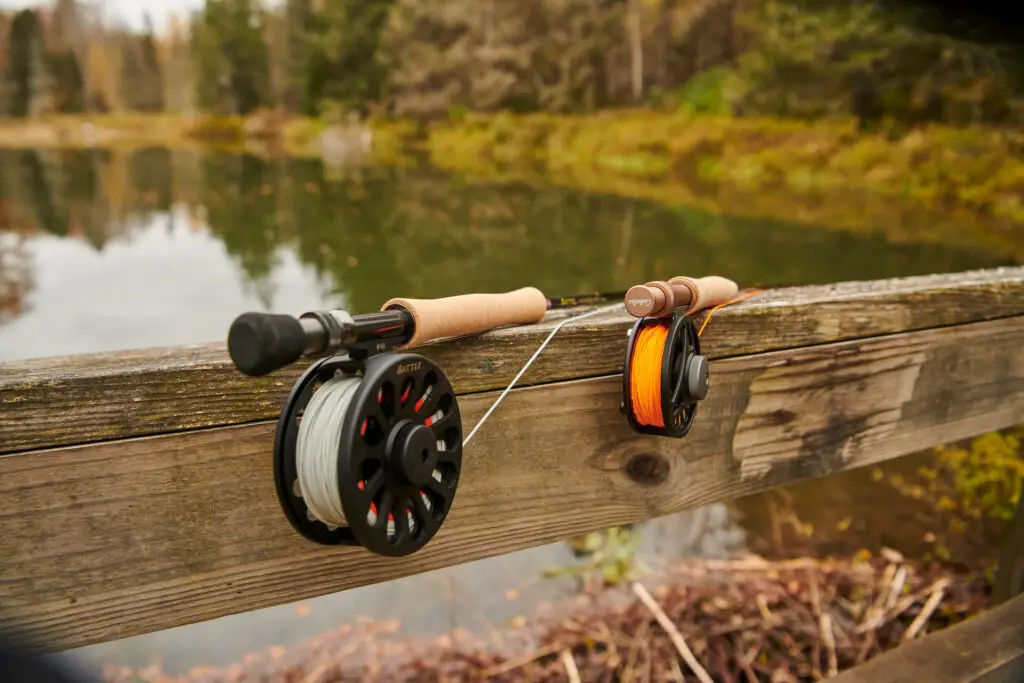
[671,276,740,315]
[382,287,549,348]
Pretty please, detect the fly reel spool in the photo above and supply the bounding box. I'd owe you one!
[274,350,462,557]
[619,309,709,439]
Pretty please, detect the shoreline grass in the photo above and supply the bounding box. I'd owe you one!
[415,110,1023,260]
[0,111,1021,261]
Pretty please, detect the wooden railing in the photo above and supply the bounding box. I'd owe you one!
[1,266,1022,680]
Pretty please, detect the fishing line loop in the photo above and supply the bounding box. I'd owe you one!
[463,302,625,445]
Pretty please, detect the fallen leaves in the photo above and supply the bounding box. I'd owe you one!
[100,554,990,683]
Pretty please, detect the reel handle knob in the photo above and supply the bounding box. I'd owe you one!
[624,276,739,318]
[227,312,316,376]
[625,281,690,318]
[381,287,548,348]
[687,354,710,401]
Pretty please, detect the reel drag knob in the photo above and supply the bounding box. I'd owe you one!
[273,352,463,556]
[388,420,441,487]
[686,354,709,402]
[620,312,707,439]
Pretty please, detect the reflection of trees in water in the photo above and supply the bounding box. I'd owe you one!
[17,150,66,238]
[377,176,638,297]
[0,231,35,326]
[0,146,181,325]
[0,148,175,250]
[129,148,174,216]
[0,147,1014,325]
[276,162,1011,310]
[0,155,42,327]
[200,153,288,308]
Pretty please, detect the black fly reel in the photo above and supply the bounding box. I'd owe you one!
[273,351,463,557]
[619,310,709,439]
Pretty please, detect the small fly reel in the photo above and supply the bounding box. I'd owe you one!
[274,350,463,557]
[619,309,709,438]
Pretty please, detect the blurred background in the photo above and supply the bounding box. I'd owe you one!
[0,0,1021,680]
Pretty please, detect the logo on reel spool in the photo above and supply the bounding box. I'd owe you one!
[396,360,423,375]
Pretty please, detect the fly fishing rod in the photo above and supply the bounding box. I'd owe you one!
[620,275,760,439]
[226,286,624,558]
[228,287,626,378]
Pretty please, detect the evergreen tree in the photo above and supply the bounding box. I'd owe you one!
[302,0,395,116]
[192,0,270,115]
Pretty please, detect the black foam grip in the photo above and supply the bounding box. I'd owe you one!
[227,312,307,376]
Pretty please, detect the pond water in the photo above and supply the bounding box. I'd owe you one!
[0,146,1016,361]
[0,146,1017,677]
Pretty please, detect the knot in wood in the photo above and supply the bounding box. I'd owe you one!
[624,452,670,486]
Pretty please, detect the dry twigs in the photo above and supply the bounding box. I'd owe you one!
[632,581,715,683]
[560,649,581,683]
[102,554,990,683]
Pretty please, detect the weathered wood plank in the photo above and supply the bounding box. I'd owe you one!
[0,267,1021,454]
[828,593,1024,683]
[1,315,1021,651]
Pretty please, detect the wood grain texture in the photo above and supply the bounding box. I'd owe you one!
[1,315,1021,651]
[1,267,1022,455]
[828,593,1024,683]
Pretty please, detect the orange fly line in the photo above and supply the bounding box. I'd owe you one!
[627,288,762,428]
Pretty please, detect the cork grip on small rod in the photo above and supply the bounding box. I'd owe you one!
[624,276,739,318]
[382,287,549,348]
[671,276,739,314]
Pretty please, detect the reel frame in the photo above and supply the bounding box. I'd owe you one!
[620,309,708,439]
[273,344,463,557]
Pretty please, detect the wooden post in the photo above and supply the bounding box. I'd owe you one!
[827,593,1024,683]
[992,487,1024,605]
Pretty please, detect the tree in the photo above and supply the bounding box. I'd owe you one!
[121,13,166,112]
[5,10,54,118]
[192,0,270,115]
[302,0,395,116]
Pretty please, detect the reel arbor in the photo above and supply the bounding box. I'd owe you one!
[620,311,709,439]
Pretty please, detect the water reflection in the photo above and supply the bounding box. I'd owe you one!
[0,231,33,325]
[0,221,330,360]
[0,146,1017,361]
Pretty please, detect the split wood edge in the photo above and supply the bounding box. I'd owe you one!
[827,592,1024,683]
